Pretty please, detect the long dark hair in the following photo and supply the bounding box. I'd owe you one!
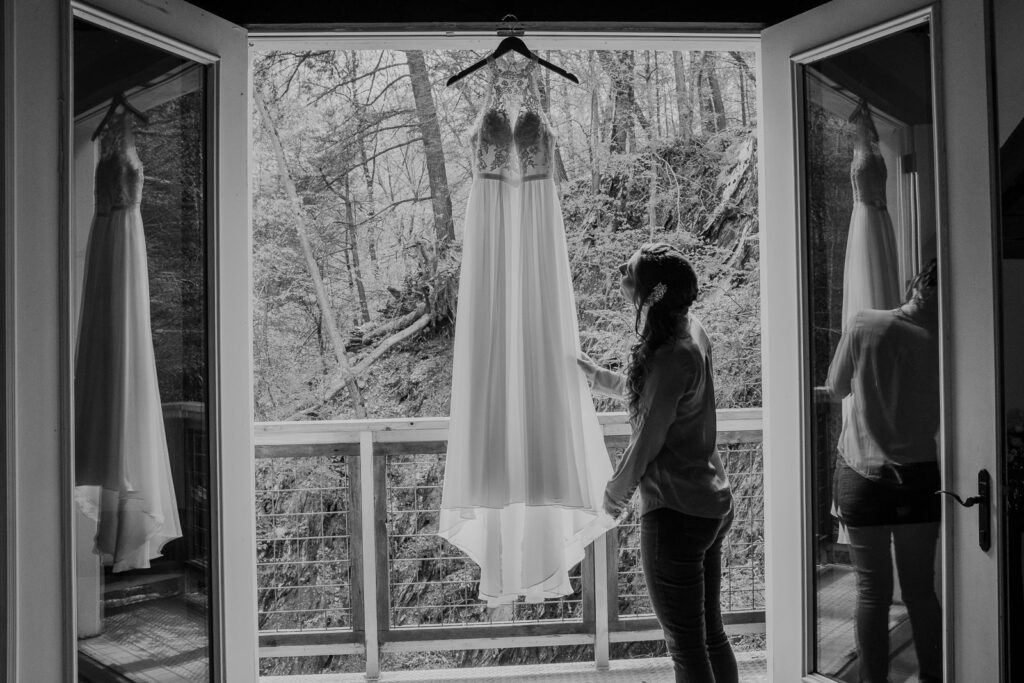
[625,243,699,420]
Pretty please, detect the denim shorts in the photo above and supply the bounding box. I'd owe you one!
[833,459,940,527]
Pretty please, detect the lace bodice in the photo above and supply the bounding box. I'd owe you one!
[850,107,887,207]
[95,114,144,213]
[851,143,887,207]
[470,55,555,180]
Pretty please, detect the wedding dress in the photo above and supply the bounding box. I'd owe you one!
[74,112,182,573]
[439,55,616,606]
[842,104,900,326]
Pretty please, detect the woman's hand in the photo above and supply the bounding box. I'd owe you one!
[576,352,600,386]
[602,490,625,519]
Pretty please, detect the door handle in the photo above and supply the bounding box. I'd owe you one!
[937,469,990,551]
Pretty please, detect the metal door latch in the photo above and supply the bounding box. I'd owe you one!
[937,469,990,551]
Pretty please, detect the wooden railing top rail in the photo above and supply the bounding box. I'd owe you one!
[254,407,763,447]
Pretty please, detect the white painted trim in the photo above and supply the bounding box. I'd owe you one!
[9,0,73,678]
[936,1,1003,680]
[253,409,763,445]
[380,633,593,653]
[359,430,381,680]
[59,3,78,675]
[2,0,15,679]
[259,642,365,658]
[248,32,761,54]
[593,532,610,671]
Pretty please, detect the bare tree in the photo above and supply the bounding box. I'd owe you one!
[255,91,368,418]
[342,172,371,324]
[598,50,637,153]
[404,50,455,248]
[671,51,693,142]
[700,52,728,133]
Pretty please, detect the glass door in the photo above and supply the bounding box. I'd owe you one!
[761,1,1002,681]
[66,1,254,680]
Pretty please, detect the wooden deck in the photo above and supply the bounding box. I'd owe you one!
[262,652,769,682]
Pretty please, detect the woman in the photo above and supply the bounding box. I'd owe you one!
[577,242,736,683]
[826,259,942,683]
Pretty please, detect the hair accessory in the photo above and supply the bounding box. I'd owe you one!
[647,282,667,305]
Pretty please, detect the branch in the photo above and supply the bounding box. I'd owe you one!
[728,52,756,83]
[284,312,432,420]
[351,313,431,376]
[306,61,408,106]
[355,303,428,346]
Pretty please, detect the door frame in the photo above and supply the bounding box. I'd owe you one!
[1,0,11,679]
[760,0,1003,680]
[60,0,256,679]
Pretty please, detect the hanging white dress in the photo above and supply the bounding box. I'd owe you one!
[841,105,900,326]
[74,113,182,573]
[440,55,616,606]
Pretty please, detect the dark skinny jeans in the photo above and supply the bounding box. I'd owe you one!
[641,506,738,683]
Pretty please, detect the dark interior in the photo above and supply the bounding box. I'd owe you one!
[186,0,831,28]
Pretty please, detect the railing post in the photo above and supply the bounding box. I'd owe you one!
[594,531,610,670]
[358,431,380,680]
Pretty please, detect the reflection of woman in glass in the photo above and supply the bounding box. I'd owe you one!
[577,243,736,683]
[826,259,942,683]
[842,98,901,327]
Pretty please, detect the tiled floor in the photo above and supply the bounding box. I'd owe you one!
[263,652,768,683]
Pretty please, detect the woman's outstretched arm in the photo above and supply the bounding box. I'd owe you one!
[578,353,627,399]
[825,323,857,400]
[603,356,687,515]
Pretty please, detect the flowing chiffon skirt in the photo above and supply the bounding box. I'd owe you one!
[75,204,182,573]
[440,176,615,605]
[841,202,901,327]
[834,200,901,544]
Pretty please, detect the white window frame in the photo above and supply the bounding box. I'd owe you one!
[247,28,766,681]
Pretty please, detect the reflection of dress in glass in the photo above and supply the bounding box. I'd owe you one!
[842,103,900,326]
[835,103,902,544]
[75,113,182,573]
[439,56,616,606]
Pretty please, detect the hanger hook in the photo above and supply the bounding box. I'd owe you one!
[497,14,524,37]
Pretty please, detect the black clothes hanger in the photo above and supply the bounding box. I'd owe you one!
[445,16,579,87]
[91,92,149,141]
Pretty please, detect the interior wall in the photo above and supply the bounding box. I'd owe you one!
[996,0,1024,415]
[1003,264,1024,414]
[1,0,9,679]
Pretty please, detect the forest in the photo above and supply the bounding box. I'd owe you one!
[251,47,763,675]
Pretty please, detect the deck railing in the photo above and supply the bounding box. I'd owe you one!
[254,408,764,679]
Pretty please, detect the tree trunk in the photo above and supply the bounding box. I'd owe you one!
[701,52,728,133]
[739,67,748,127]
[648,164,658,239]
[652,51,663,139]
[729,51,756,84]
[255,91,368,418]
[589,53,601,194]
[599,50,636,153]
[404,50,455,248]
[343,173,371,324]
[671,51,692,142]
[349,51,382,278]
